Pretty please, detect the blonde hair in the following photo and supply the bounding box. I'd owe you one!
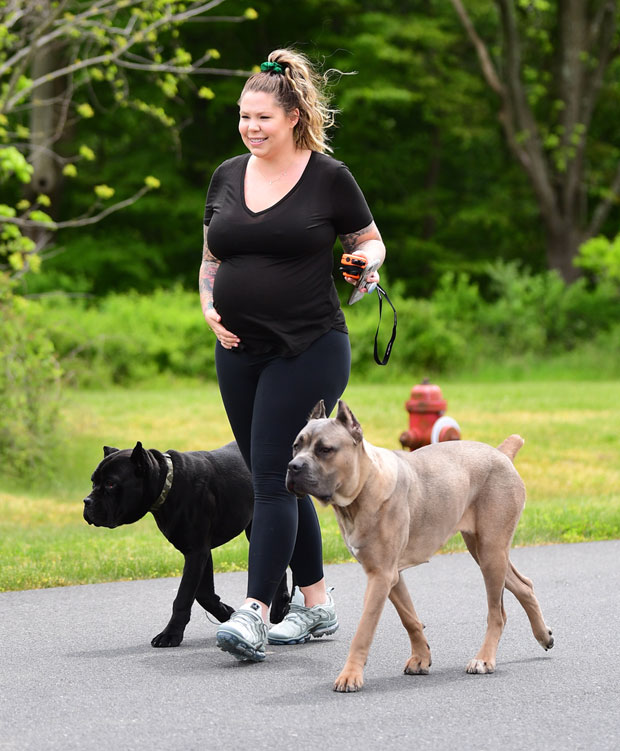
[239,48,338,154]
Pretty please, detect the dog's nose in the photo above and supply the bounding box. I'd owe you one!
[83,496,93,507]
[287,458,304,474]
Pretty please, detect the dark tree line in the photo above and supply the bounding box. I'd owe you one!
[3,1,619,297]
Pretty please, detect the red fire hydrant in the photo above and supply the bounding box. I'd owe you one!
[399,378,461,451]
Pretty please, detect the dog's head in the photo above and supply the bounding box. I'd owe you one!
[286,400,365,507]
[83,442,158,528]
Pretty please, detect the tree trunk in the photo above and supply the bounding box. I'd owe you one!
[29,42,62,199]
[544,221,582,283]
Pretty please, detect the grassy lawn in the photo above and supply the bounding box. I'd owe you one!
[1,379,619,591]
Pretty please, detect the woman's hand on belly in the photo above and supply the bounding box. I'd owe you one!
[204,308,240,349]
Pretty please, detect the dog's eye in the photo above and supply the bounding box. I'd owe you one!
[318,445,334,455]
[105,482,116,490]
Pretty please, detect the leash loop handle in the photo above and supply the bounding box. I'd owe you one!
[373,284,397,366]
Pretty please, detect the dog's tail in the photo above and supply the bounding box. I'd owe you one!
[497,434,524,463]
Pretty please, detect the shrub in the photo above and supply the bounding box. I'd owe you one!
[576,233,620,284]
[0,274,62,477]
[29,264,620,388]
[30,286,216,387]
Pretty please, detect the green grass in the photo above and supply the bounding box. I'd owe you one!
[1,379,619,591]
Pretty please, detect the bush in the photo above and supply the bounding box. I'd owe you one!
[345,262,620,378]
[576,233,620,284]
[30,286,215,387]
[30,263,620,389]
[0,274,62,477]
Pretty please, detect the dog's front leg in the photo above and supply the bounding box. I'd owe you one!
[151,551,209,647]
[333,571,394,692]
[194,553,235,623]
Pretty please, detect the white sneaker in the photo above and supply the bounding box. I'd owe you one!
[216,603,267,661]
[268,587,339,645]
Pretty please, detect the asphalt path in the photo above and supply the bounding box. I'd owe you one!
[1,540,619,751]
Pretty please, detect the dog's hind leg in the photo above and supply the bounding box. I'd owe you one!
[388,573,431,675]
[462,532,507,628]
[505,561,554,651]
[464,536,510,674]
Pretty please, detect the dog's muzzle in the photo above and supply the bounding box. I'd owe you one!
[83,496,111,527]
[286,458,332,503]
[286,457,310,498]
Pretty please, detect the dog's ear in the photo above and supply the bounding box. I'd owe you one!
[103,446,119,457]
[336,400,363,444]
[309,399,327,421]
[130,441,149,476]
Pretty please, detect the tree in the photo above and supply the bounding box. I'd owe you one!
[292,0,544,294]
[450,0,620,282]
[0,0,257,277]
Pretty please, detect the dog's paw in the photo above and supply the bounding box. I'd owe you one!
[333,668,364,693]
[404,657,431,675]
[465,659,495,674]
[538,628,554,651]
[151,631,183,648]
[210,603,235,623]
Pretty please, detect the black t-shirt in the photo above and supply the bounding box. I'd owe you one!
[203,150,373,357]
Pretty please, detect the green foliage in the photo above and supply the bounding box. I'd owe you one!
[0,1,253,279]
[2,0,619,297]
[29,263,620,389]
[576,234,620,285]
[24,0,547,298]
[346,262,620,379]
[29,286,215,386]
[0,273,62,477]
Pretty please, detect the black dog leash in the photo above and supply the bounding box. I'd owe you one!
[373,284,397,366]
[339,254,397,365]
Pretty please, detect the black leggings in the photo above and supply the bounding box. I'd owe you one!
[215,329,350,605]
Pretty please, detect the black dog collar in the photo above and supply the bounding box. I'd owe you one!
[150,453,174,512]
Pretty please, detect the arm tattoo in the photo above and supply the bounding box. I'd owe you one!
[199,226,220,311]
[339,222,379,253]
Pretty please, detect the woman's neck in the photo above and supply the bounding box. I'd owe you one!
[250,146,307,173]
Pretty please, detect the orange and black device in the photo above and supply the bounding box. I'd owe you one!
[339,253,367,282]
[340,253,380,304]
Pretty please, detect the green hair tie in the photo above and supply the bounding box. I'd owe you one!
[260,61,284,74]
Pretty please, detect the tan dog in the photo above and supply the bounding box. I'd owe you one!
[286,400,554,692]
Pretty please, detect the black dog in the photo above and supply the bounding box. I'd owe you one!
[84,441,289,647]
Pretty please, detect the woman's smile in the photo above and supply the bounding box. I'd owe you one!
[238,91,299,159]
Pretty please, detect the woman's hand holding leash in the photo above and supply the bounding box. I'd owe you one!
[341,251,381,293]
[339,251,397,366]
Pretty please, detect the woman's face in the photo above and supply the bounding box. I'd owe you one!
[239,90,299,159]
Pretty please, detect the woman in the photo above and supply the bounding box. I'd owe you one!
[199,48,385,662]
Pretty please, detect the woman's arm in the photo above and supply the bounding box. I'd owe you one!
[199,226,240,349]
[199,225,220,317]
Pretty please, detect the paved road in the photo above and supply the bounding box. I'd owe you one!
[1,541,618,751]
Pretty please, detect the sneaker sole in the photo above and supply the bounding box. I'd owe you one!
[216,631,266,662]
[268,621,339,646]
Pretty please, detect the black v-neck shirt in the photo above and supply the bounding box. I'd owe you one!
[203,151,373,357]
